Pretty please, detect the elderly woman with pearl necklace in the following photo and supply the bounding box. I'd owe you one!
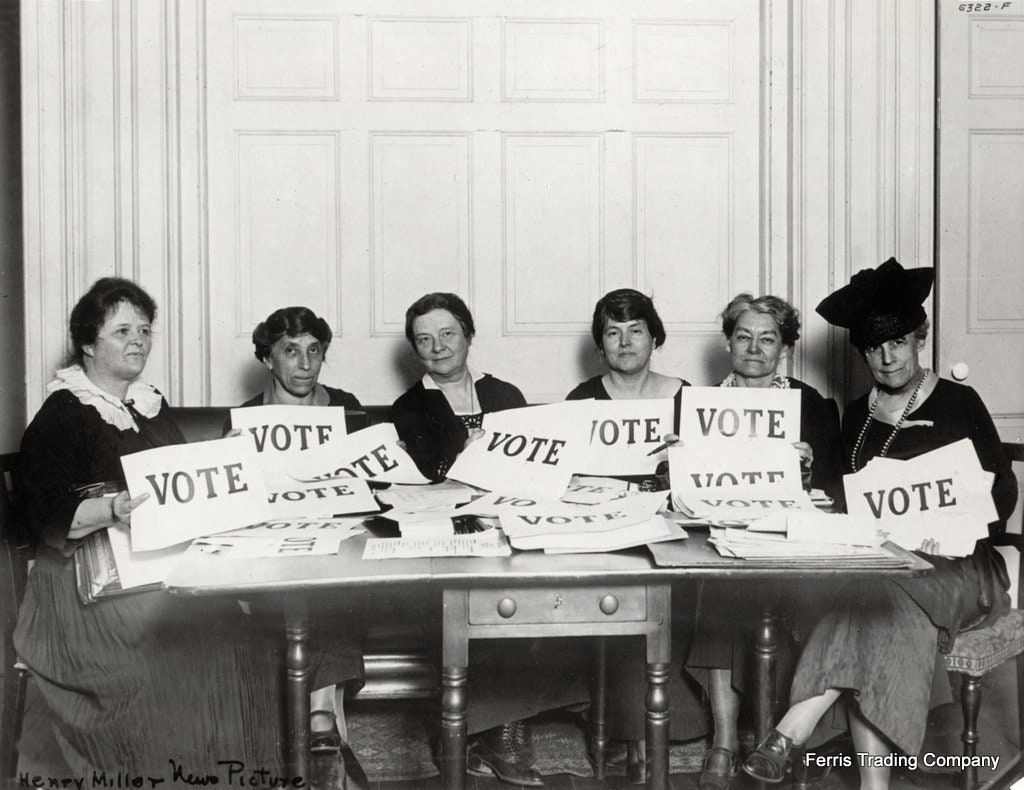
[741,259,1018,789]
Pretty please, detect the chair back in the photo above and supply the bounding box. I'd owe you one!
[1,451,32,778]
[998,442,1024,607]
[1,452,30,645]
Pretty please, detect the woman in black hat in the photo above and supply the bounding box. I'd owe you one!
[741,259,1017,788]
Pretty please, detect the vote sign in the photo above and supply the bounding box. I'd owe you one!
[289,423,429,485]
[122,436,270,551]
[678,387,800,444]
[446,401,587,499]
[843,438,998,556]
[571,398,675,475]
[230,404,348,464]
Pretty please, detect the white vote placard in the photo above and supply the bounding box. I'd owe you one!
[446,401,588,499]
[668,439,804,494]
[570,398,676,475]
[289,423,429,485]
[496,490,668,539]
[122,436,270,551]
[678,387,800,444]
[266,475,379,519]
[843,438,997,556]
[230,404,348,465]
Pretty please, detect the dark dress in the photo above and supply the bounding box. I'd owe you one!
[564,376,710,743]
[790,378,1016,755]
[13,390,289,774]
[239,384,362,410]
[391,374,527,482]
[565,375,688,436]
[687,377,843,684]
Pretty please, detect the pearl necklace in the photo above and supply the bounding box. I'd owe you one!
[849,369,927,472]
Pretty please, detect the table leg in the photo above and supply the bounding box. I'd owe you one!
[646,584,671,790]
[590,637,608,779]
[441,665,467,790]
[753,591,779,743]
[284,596,311,781]
[645,661,670,789]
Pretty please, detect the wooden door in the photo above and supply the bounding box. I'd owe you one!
[937,0,1024,441]
[202,0,764,405]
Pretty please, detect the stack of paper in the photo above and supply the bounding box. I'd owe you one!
[672,487,820,526]
[464,490,683,553]
[706,512,904,566]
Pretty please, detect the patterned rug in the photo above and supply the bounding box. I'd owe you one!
[346,701,709,782]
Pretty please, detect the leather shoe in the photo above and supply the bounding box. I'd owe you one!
[699,747,737,790]
[741,729,793,784]
[467,721,544,787]
[310,710,342,756]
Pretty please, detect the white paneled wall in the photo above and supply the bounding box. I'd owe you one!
[21,0,934,413]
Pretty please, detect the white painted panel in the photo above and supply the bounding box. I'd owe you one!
[236,132,340,335]
[234,16,338,100]
[634,21,732,103]
[502,134,602,334]
[968,132,1024,328]
[370,133,471,335]
[635,135,732,333]
[503,19,603,101]
[971,20,1024,97]
[369,18,471,101]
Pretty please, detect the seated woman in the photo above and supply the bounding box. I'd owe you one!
[687,294,842,790]
[393,292,588,787]
[236,305,365,782]
[242,305,362,408]
[13,278,284,774]
[392,292,525,482]
[741,259,1017,788]
[566,288,707,780]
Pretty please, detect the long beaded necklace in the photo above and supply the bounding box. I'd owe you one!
[849,368,927,472]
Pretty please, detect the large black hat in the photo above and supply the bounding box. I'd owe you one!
[815,258,933,350]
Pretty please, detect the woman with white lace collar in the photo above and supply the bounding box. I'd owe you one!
[14,277,285,773]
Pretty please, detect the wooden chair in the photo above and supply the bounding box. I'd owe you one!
[1,451,32,778]
[943,441,1024,790]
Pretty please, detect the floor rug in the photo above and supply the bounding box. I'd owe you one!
[346,702,709,782]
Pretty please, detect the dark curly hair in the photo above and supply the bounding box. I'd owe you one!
[251,307,333,362]
[590,289,667,349]
[720,293,801,347]
[68,277,157,366]
[404,292,476,346]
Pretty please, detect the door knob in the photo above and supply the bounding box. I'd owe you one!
[950,362,970,381]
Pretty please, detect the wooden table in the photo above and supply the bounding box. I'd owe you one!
[164,530,931,789]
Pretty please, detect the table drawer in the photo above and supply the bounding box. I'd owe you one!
[467,585,647,625]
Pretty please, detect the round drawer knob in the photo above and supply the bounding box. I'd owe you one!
[599,594,620,615]
[951,362,970,381]
[497,597,517,618]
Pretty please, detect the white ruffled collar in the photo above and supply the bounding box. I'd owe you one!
[47,365,163,432]
[720,371,790,389]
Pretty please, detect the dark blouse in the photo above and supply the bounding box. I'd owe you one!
[842,377,1018,647]
[787,377,843,498]
[239,383,362,410]
[564,375,689,435]
[18,389,185,553]
[391,374,527,482]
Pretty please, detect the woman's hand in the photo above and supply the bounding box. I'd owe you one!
[462,428,485,450]
[112,490,150,525]
[793,441,814,468]
[919,538,941,555]
[69,490,150,540]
